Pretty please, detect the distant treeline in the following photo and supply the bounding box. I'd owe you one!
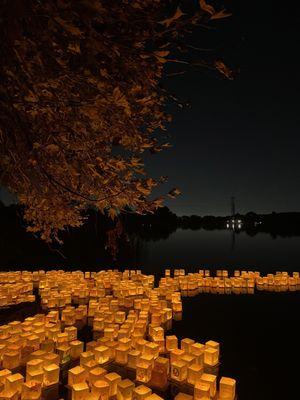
[0,202,300,266]
[124,205,300,238]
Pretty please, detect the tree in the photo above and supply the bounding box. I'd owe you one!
[0,0,232,243]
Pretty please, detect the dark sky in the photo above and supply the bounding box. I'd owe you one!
[147,0,300,216]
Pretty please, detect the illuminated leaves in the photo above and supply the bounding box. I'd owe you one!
[160,6,185,28]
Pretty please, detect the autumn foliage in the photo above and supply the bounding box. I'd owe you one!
[0,0,232,243]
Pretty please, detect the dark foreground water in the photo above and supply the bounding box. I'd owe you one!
[1,229,300,400]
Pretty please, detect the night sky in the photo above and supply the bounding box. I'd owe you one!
[148,0,300,216]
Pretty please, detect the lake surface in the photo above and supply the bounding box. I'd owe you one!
[130,228,300,275]
[1,229,299,400]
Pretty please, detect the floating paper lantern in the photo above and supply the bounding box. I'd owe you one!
[199,373,217,397]
[204,347,218,366]
[21,381,42,400]
[88,367,107,386]
[91,379,110,400]
[194,381,210,400]
[104,372,122,396]
[117,379,135,400]
[171,360,187,382]
[43,363,59,386]
[219,377,236,400]
[5,373,24,394]
[71,382,90,400]
[70,340,84,360]
[166,336,178,352]
[68,366,87,386]
[187,363,203,385]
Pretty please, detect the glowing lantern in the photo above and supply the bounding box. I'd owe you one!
[181,338,195,353]
[199,373,216,397]
[166,336,178,352]
[88,367,107,386]
[43,363,60,386]
[5,373,24,394]
[170,348,185,364]
[91,380,110,400]
[56,344,71,364]
[68,366,87,386]
[205,340,220,358]
[104,372,121,396]
[70,340,84,360]
[194,382,210,400]
[2,352,20,370]
[80,351,94,367]
[187,363,203,385]
[127,350,141,369]
[204,348,218,366]
[117,379,135,400]
[71,382,90,400]
[190,343,205,366]
[136,359,152,383]
[150,357,169,389]
[171,360,187,383]
[21,381,42,400]
[43,352,59,366]
[219,377,236,400]
[0,370,12,386]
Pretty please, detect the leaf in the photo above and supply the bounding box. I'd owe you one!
[54,17,83,36]
[210,9,232,20]
[214,60,234,79]
[168,187,182,198]
[160,6,185,28]
[68,43,81,54]
[199,0,215,15]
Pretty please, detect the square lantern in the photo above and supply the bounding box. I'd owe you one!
[64,326,77,341]
[170,348,185,364]
[194,382,210,400]
[204,348,218,366]
[133,385,152,400]
[181,338,195,354]
[171,360,187,383]
[21,381,42,400]
[219,377,236,400]
[5,373,24,394]
[205,340,220,358]
[136,360,152,384]
[2,351,20,370]
[104,372,122,397]
[56,344,71,365]
[166,336,178,352]
[200,373,217,397]
[187,363,203,385]
[71,382,90,400]
[115,346,128,365]
[70,340,84,360]
[43,363,60,386]
[88,367,107,386]
[117,379,135,400]
[190,343,205,366]
[0,370,12,386]
[79,351,94,367]
[91,380,110,400]
[127,350,141,369]
[43,352,60,366]
[68,366,87,386]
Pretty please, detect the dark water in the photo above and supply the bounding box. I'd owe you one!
[1,229,299,400]
[136,229,300,274]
